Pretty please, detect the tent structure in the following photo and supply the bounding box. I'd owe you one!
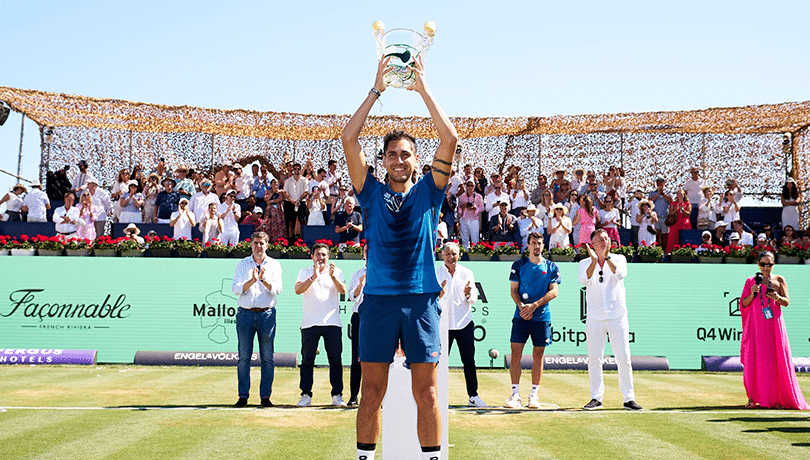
[1,86,808,225]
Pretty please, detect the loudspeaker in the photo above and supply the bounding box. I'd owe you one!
[0,104,9,126]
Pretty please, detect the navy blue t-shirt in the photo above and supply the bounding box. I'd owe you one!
[508,257,561,322]
[355,170,444,295]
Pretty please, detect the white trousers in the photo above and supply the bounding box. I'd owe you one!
[220,229,240,246]
[586,315,635,402]
[459,218,480,249]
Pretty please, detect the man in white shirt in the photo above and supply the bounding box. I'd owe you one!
[170,197,196,240]
[484,183,510,222]
[326,160,343,196]
[190,179,220,222]
[218,190,242,246]
[85,179,112,236]
[436,242,486,407]
[231,231,283,408]
[683,167,705,205]
[732,220,754,248]
[53,192,80,237]
[283,163,309,237]
[70,160,95,198]
[233,164,254,209]
[294,242,347,407]
[578,229,642,411]
[22,181,50,222]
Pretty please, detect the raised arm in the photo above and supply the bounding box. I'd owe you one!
[341,57,391,193]
[407,55,458,189]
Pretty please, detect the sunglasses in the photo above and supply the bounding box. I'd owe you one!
[758,262,774,267]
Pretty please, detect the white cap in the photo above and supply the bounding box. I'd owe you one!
[729,232,740,240]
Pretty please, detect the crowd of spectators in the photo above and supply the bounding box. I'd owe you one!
[0,158,806,252]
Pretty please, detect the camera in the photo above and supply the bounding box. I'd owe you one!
[754,272,763,285]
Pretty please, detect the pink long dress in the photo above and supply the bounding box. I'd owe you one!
[740,277,809,410]
[76,206,97,241]
[577,207,597,245]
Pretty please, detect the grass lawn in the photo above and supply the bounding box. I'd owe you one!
[1,366,808,459]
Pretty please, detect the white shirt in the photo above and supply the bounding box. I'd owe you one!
[684,178,705,203]
[3,192,24,212]
[435,263,478,330]
[297,265,345,329]
[53,205,80,234]
[347,266,366,314]
[170,210,194,240]
[510,189,530,209]
[628,198,641,227]
[218,202,241,232]
[447,174,463,196]
[326,170,342,196]
[598,208,620,229]
[88,188,112,221]
[578,256,628,321]
[484,191,510,219]
[231,255,282,309]
[190,191,220,222]
[284,176,308,203]
[739,231,754,247]
[235,174,254,200]
[23,189,50,221]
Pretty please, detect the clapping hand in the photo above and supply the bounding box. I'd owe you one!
[464,281,472,298]
[584,243,598,261]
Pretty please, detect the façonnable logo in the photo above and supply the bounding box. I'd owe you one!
[1,289,131,326]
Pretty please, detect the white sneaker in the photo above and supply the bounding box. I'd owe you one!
[332,394,347,407]
[297,394,312,407]
[504,393,522,409]
[468,395,487,407]
[527,395,541,409]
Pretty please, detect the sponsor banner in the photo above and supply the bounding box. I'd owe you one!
[133,350,298,367]
[702,355,810,373]
[505,354,669,371]
[1,258,809,369]
[0,348,96,365]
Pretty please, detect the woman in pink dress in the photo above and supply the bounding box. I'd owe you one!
[571,195,597,245]
[739,251,809,410]
[76,193,97,241]
[665,189,691,254]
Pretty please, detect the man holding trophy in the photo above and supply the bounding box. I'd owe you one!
[341,28,456,460]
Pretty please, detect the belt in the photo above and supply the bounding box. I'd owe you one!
[245,307,271,312]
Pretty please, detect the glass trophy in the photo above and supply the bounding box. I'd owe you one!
[373,20,436,89]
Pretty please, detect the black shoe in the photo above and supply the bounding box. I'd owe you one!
[623,400,643,411]
[583,399,602,410]
[347,398,358,407]
[234,397,248,408]
[260,398,273,408]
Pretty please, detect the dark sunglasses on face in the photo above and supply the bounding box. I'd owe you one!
[758,262,774,267]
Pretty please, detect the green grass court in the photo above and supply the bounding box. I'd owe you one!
[1,366,808,459]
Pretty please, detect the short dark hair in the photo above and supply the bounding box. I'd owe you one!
[383,130,417,153]
[317,168,326,175]
[590,228,609,240]
[527,232,544,245]
[328,159,337,166]
[251,231,269,243]
[311,242,330,255]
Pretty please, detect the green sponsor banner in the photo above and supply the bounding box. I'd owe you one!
[1,258,808,369]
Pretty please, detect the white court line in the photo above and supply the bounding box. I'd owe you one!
[1,406,808,416]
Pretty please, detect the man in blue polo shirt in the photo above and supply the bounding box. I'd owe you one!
[341,54,458,460]
[506,231,561,409]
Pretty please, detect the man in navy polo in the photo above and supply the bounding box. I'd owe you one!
[505,231,560,409]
